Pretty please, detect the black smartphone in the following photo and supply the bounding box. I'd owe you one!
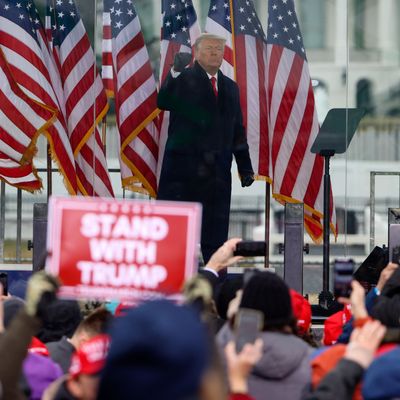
[353,246,388,285]
[234,241,266,257]
[234,308,264,352]
[392,245,400,264]
[0,272,8,296]
[333,259,354,298]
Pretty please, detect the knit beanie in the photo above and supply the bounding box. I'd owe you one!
[98,300,209,400]
[240,271,293,328]
[37,299,82,343]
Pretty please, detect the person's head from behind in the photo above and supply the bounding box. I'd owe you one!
[3,297,25,329]
[38,299,82,343]
[67,334,109,400]
[240,271,296,333]
[98,299,218,400]
[70,307,112,350]
[194,33,226,75]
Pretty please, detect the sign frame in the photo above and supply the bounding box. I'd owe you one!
[46,197,202,302]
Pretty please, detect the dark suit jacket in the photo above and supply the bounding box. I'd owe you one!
[157,62,253,261]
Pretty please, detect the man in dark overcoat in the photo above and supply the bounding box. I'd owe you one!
[157,33,254,263]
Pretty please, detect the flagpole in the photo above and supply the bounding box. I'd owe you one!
[263,0,272,269]
[102,116,107,156]
[264,182,270,268]
[47,144,52,199]
[47,0,57,200]
[91,0,98,197]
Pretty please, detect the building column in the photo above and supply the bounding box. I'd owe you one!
[335,0,348,66]
[377,0,398,64]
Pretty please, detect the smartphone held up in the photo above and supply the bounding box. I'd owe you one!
[235,308,264,352]
[333,258,355,298]
[233,241,266,257]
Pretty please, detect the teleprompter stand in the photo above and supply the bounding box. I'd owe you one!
[311,108,366,308]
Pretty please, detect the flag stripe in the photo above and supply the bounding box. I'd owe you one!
[257,40,269,177]
[103,0,159,197]
[266,0,336,239]
[206,0,270,181]
[0,4,78,193]
[158,0,201,183]
[47,0,113,197]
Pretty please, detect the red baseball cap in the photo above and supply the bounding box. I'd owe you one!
[69,334,109,378]
[323,305,352,346]
[28,337,49,357]
[290,289,312,335]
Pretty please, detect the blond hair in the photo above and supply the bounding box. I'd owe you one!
[194,33,226,50]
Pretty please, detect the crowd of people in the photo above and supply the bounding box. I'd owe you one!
[0,238,399,399]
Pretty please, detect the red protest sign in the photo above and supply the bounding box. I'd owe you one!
[46,197,202,302]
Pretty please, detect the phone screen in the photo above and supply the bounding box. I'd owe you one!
[333,259,354,298]
[235,308,263,352]
[392,246,400,264]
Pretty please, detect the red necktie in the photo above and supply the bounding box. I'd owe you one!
[210,76,218,98]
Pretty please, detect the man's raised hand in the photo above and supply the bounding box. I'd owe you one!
[173,52,192,72]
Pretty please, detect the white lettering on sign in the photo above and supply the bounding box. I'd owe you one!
[77,261,167,289]
[89,239,156,263]
[77,212,171,292]
[80,214,169,240]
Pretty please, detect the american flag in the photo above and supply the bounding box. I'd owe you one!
[0,46,54,190]
[158,0,200,180]
[267,0,336,240]
[101,2,113,97]
[0,153,42,191]
[47,0,114,197]
[0,47,56,167]
[102,0,160,197]
[0,0,78,194]
[205,0,270,181]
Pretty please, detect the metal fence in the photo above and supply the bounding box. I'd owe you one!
[3,118,400,264]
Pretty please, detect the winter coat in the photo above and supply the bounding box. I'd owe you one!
[0,309,40,400]
[306,359,364,400]
[217,323,313,400]
[362,345,400,399]
[23,353,63,400]
[157,61,253,262]
[47,337,76,373]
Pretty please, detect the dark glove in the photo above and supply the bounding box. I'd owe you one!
[173,52,192,72]
[241,174,254,187]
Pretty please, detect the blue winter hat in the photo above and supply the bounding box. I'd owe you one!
[98,300,209,400]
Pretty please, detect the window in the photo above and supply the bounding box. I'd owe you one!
[356,79,374,115]
[136,0,155,42]
[312,80,329,123]
[354,0,366,49]
[298,0,326,49]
